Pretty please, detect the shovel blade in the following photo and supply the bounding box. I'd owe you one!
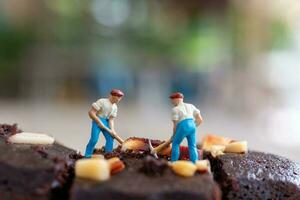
[148,139,158,159]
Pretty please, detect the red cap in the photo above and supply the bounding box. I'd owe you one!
[169,92,184,99]
[110,89,124,97]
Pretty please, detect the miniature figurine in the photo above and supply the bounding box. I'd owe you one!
[150,92,203,163]
[85,89,125,158]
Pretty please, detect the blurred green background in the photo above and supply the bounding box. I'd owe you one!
[0,0,300,161]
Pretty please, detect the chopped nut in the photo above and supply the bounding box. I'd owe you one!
[107,157,120,165]
[7,132,55,145]
[225,141,248,153]
[210,145,226,157]
[110,160,125,175]
[91,154,104,159]
[195,160,211,173]
[202,135,232,151]
[75,159,110,181]
[171,160,197,177]
[121,138,148,152]
[107,157,125,175]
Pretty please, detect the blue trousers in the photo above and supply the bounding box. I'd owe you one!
[171,118,198,163]
[84,117,114,157]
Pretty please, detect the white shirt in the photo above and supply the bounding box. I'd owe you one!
[171,102,200,122]
[92,98,118,119]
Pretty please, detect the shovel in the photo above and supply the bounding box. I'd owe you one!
[148,139,158,158]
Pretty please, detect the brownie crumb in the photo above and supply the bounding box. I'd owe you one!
[104,151,122,159]
[52,157,69,187]
[140,155,169,176]
[69,152,84,160]
[0,123,21,139]
[32,145,48,158]
[94,147,123,159]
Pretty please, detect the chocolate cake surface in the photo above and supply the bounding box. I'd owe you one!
[206,151,300,200]
[71,147,221,200]
[2,125,300,200]
[71,153,221,200]
[0,124,78,200]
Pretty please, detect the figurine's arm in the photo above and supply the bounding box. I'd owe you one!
[172,120,178,134]
[108,117,124,144]
[159,120,177,149]
[88,107,111,133]
[194,113,203,127]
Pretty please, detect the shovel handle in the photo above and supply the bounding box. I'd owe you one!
[154,139,172,153]
[113,134,124,144]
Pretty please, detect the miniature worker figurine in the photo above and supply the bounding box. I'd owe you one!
[151,92,203,163]
[84,89,125,158]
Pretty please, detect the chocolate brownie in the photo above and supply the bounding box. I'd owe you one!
[205,151,300,200]
[71,153,221,200]
[0,124,78,200]
[2,124,300,200]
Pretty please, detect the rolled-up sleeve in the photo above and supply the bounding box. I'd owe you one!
[171,108,179,121]
[92,99,103,111]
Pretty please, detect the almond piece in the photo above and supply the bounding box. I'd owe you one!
[202,134,232,151]
[195,160,211,173]
[107,157,120,165]
[210,145,225,157]
[75,159,110,181]
[107,157,125,175]
[121,138,148,152]
[7,132,55,145]
[171,160,197,177]
[225,141,248,153]
[110,160,125,175]
[91,154,104,159]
